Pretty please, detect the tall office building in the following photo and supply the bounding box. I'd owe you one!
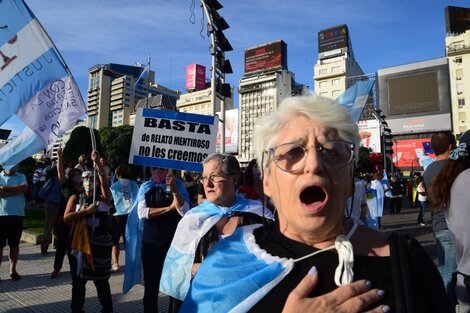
[87,63,180,130]
[314,25,364,98]
[238,40,306,164]
[445,6,470,137]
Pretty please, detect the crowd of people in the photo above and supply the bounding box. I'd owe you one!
[0,94,468,312]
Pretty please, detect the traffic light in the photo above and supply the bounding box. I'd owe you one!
[383,126,394,155]
[216,78,231,98]
[216,50,233,74]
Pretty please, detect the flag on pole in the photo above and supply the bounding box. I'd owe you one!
[0,0,86,169]
[130,62,150,93]
[335,80,375,122]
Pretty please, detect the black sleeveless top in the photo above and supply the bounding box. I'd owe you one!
[142,185,181,247]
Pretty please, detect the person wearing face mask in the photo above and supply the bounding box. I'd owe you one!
[180,95,449,313]
[50,147,84,279]
[64,150,113,313]
[123,167,190,313]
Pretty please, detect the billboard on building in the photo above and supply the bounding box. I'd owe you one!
[216,108,238,154]
[318,24,349,53]
[377,58,451,131]
[186,64,206,91]
[393,138,436,170]
[244,40,287,75]
[358,120,381,153]
[445,6,470,34]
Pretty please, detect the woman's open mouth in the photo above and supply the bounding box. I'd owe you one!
[300,186,327,213]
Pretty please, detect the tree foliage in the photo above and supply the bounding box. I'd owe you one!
[98,125,139,177]
[63,126,102,168]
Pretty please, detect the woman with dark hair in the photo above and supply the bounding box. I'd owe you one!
[428,130,470,313]
[64,150,113,313]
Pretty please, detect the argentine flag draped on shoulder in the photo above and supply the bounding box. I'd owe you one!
[159,194,274,300]
[0,0,86,168]
[123,177,190,293]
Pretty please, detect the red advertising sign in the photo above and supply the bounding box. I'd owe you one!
[186,64,206,91]
[393,138,435,169]
[244,40,287,75]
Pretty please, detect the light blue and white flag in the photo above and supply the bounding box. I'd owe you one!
[123,177,190,293]
[335,80,375,122]
[160,194,274,300]
[130,62,150,93]
[0,0,86,168]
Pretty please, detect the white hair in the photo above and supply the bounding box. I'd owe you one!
[253,94,360,170]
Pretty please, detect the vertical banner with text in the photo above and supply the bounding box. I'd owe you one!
[129,108,218,172]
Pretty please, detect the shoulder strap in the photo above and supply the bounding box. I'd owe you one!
[389,232,414,313]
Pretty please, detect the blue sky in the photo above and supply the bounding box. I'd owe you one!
[4,0,468,136]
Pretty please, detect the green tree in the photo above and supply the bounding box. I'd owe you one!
[63,126,102,169]
[98,125,139,177]
[356,146,373,174]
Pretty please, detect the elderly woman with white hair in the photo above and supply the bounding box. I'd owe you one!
[179,95,449,313]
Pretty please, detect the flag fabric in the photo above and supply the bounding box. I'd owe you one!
[130,63,150,93]
[123,177,190,293]
[0,0,86,168]
[159,194,274,300]
[335,80,375,122]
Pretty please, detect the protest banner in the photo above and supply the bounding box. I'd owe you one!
[129,108,218,172]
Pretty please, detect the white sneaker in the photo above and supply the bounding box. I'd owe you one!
[419,223,425,226]
[111,264,119,272]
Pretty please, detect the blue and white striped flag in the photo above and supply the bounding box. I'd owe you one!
[130,63,150,93]
[0,0,86,168]
[335,80,375,122]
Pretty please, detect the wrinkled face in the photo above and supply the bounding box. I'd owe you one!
[263,115,353,240]
[202,160,238,207]
[151,168,168,183]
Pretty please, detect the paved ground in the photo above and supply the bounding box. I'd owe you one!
[0,201,435,312]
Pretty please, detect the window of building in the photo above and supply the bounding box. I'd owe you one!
[459,98,465,109]
[319,92,329,97]
[319,81,328,88]
[331,66,341,73]
[456,69,464,80]
[457,83,465,95]
[332,90,341,97]
[332,79,340,86]
[319,69,327,75]
[455,57,462,64]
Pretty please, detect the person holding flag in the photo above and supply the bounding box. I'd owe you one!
[64,150,113,313]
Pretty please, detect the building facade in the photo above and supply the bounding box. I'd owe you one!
[86,63,180,130]
[446,30,470,137]
[313,25,364,98]
[238,70,294,164]
[176,87,233,116]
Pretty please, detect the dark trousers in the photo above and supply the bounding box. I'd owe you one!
[53,221,71,271]
[390,197,402,213]
[69,250,113,313]
[141,242,170,313]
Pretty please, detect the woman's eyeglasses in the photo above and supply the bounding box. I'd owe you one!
[267,140,354,173]
[199,173,228,184]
